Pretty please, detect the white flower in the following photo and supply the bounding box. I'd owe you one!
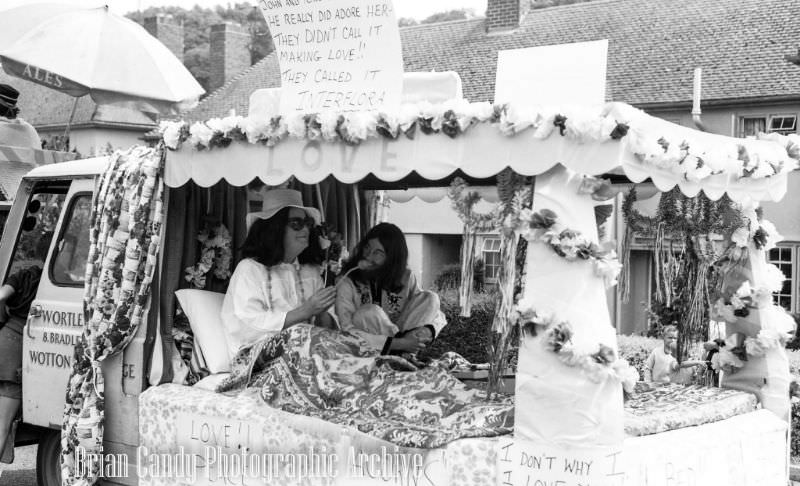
[188,122,215,148]
[751,161,775,179]
[398,104,420,132]
[345,111,378,142]
[318,111,341,141]
[764,263,786,293]
[594,255,623,288]
[465,101,494,122]
[286,113,307,139]
[205,117,225,134]
[735,281,753,299]
[759,220,782,250]
[565,112,602,142]
[239,116,271,144]
[730,227,750,248]
[160,121,184,149]
[712,348,743,372]
[612,359,640,393]
[318,236,331,250]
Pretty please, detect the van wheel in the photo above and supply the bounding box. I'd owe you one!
[36,430,61,486]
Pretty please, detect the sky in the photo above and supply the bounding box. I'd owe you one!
[1,0,488,20]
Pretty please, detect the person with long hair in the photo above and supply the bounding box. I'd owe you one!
[336,222,446,355]
[220,189,336,362]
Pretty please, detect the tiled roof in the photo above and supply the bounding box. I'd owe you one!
[183,0,800,122]
[0,160,36,200]
[0,70,157,130]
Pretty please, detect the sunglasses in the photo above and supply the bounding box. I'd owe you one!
[286,216,315,231]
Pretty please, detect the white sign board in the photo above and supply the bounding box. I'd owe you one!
[494,39,608,107]
[257,0,404,114]
[497,412,788,486]
[498,439,623,486]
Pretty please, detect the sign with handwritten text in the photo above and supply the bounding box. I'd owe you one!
[257,0,403,114]
[497,439,623,486]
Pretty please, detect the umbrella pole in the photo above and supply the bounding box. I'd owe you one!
[63,97,79,151]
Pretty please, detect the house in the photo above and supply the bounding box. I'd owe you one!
[178,0,800,331]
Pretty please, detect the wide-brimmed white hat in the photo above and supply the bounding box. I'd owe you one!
[246,189,321,231]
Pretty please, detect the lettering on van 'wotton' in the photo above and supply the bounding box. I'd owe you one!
[257,0,403,113]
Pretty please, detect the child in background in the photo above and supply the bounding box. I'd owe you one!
[644,325,705,384]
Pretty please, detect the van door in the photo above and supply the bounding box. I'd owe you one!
[21,179,93,428]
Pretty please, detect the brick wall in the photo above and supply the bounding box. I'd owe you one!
[209,22,251,93]
[144,15,184,63]
[486,0,525,33]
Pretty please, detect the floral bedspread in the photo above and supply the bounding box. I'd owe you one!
[216,324,514,448]
[624,381,758,436]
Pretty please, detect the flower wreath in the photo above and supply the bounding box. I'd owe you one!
[185,223,233,289]
[505,208,622,288]
[447,177,501,232]
[511,304,638,392]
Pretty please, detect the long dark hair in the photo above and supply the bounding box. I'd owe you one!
[342,222,408,293]
[240,207,324,267]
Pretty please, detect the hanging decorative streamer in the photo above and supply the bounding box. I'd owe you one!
[448,178,500,318]
[61,145,166,486]
[486,169,529,398]
[459,229,477,317]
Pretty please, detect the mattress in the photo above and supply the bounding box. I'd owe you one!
[138,383,780,486]
[624,382,759,436]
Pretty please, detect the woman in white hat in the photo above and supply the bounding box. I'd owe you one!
[220,189,336,363]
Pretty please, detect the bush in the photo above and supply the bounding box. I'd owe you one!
[422,289,497,363]
[433,264,462,291]
[617,335,659,381]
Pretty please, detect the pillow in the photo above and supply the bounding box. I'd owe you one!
[194,373,231,391]
[175,289,230,373]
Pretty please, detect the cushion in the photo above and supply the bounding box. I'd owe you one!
[175,289,230,373]
[193,373,231,391]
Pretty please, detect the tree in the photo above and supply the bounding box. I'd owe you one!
[126,3,273,93]
[420,9,476,24]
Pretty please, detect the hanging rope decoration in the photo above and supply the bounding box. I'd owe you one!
[448,178,501,317]
[620,186,740,361]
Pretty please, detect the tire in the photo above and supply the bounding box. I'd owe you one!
[36,429,61,486]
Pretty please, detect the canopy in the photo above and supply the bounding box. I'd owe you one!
[161,101,799,203]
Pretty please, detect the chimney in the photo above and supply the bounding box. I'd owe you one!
[209,22,251,92]
[486,0,528,34]
[144,15,184,63]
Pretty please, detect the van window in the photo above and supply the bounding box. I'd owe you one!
[7,188,67,279]
[51,194,92,286]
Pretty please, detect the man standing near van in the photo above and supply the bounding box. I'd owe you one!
[0,265,42,462]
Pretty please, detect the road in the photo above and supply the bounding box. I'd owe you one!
[0,444,36,486]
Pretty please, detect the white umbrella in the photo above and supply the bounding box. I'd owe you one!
[0,3,204,120]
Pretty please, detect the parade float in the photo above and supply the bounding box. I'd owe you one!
[1,1,798,486]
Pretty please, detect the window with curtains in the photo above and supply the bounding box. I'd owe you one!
[738,114,798,138]
[768,244,798,312]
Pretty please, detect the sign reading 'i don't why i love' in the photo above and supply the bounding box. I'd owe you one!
[258,0,404,115]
